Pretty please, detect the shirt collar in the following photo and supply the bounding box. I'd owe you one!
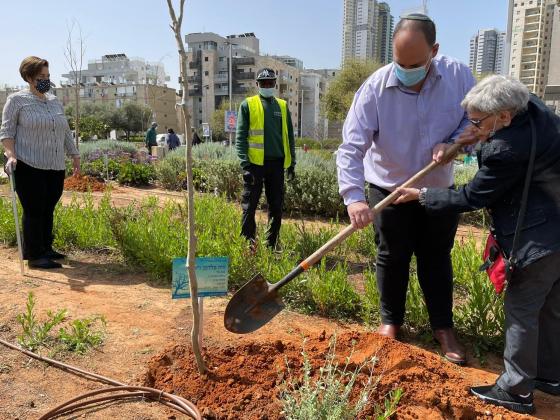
[385,58,442,89]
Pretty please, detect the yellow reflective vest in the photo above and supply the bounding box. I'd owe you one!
[246,95,292,169]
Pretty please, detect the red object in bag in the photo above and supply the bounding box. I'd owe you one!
[480,233,512,294]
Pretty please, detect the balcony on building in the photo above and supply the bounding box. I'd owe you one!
[233,57,255,66]
[234,71,255,81]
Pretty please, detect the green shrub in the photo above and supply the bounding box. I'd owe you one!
[155,154,186,190]
[360,269,380,325]
[308,262,361,320]
[111,200,187,282]
[453,236,505,353]
[17,292,67,352]
[280,336,381,420]
[404,270,431,333]
[196,159,242,199]
[79,140,138,161]
[53,194,116,251]
[0,197,17,246]
[58,316,106,354]
[117,162,156,186]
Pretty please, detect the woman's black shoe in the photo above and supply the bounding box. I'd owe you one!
[28,258,62,269]
[45,250,66,260]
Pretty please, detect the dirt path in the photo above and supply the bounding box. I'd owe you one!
[0,246,558,419]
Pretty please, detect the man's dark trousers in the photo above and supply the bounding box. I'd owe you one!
[368,184,459,329]
[241,159,284,248]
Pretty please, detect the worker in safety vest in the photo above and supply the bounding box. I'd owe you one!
[236,68,296,250]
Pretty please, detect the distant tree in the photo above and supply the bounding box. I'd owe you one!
[321,59,381,122]
[63,19,86,148]
[110,103,153,140]
[210,99,232,141]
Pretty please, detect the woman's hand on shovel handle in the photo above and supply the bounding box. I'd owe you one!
[394,187,420,204]
[347,201,374,229]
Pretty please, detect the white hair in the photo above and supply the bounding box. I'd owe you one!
[461,75,530,115]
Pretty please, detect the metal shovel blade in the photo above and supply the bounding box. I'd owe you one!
[224,274,285,334]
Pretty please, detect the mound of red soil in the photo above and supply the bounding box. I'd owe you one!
[64,175,105,192]
[145,332,526,420]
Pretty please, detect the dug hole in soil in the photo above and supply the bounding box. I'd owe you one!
[145,331,527,420]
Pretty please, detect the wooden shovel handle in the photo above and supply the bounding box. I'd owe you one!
[299,142,463,270]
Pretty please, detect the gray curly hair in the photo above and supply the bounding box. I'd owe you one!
[461,75,530,115]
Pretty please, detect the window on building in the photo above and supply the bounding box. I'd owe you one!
[205,71,209,76]
[205,57,208,62]
[198,97,202,102]
[199,120,202,124]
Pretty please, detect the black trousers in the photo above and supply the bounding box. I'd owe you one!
[14,160,65,260]
[497,251,560,394]
[368,184,459,330]
[241,160,284,248]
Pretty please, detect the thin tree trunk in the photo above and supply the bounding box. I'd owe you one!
[166,0,206,374]
[74,86,80,147]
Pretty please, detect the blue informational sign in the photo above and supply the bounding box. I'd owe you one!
[172,257,229,299]
[225,111,238,133]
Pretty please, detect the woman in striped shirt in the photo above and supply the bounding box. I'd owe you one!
[1,56,80,269]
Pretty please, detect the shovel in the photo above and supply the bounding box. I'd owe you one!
[224,143,462,333]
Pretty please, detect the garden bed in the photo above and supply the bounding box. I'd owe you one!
[145,331,525,419]
[64,175,106,192]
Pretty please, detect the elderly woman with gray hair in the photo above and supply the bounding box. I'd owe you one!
[397,75,560,415]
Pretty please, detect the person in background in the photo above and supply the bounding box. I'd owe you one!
[166,128,181,151]
[0,56,80,269]
[396,75,560,415]
[145,122,158,155]
[192,128,202,146]
[336,13,475,364]
[236,68,296,250]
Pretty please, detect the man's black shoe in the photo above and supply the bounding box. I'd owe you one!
[470,384,535,415]
[28,258,62,269]
[535,378,560,395]
[44,250,66,260]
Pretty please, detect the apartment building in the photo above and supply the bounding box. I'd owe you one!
[469,29,507,76]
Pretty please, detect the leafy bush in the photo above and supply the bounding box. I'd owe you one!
[53,194,116,251]
[58,316,106,354]
[280,336,383,420]
[0,197,17,246]
[17,292,67,352]
[117,162,156,186]
[360,270,380,325]
[453,236,505,353]
[308,262,361,320]
[79,140,138,161]
[196,159,242,199]
[155,154,186,190]
[295,138,341,151]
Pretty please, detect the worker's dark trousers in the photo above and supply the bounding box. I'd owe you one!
[368,184,459,330]
[241,159,284,248]
[14,160,65,260]
[497,251,560,395]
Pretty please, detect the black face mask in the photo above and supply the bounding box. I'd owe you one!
[35,79,51,94]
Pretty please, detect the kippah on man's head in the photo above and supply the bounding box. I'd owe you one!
[399,12,434,23]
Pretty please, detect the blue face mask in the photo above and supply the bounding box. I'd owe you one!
[259,88,275,98]
[394,57,431,87]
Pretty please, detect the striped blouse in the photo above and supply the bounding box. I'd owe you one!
[0,89,79,171]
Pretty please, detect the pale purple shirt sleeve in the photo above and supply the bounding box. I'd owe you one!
[449,69,476,141]
[336,78,378,205]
